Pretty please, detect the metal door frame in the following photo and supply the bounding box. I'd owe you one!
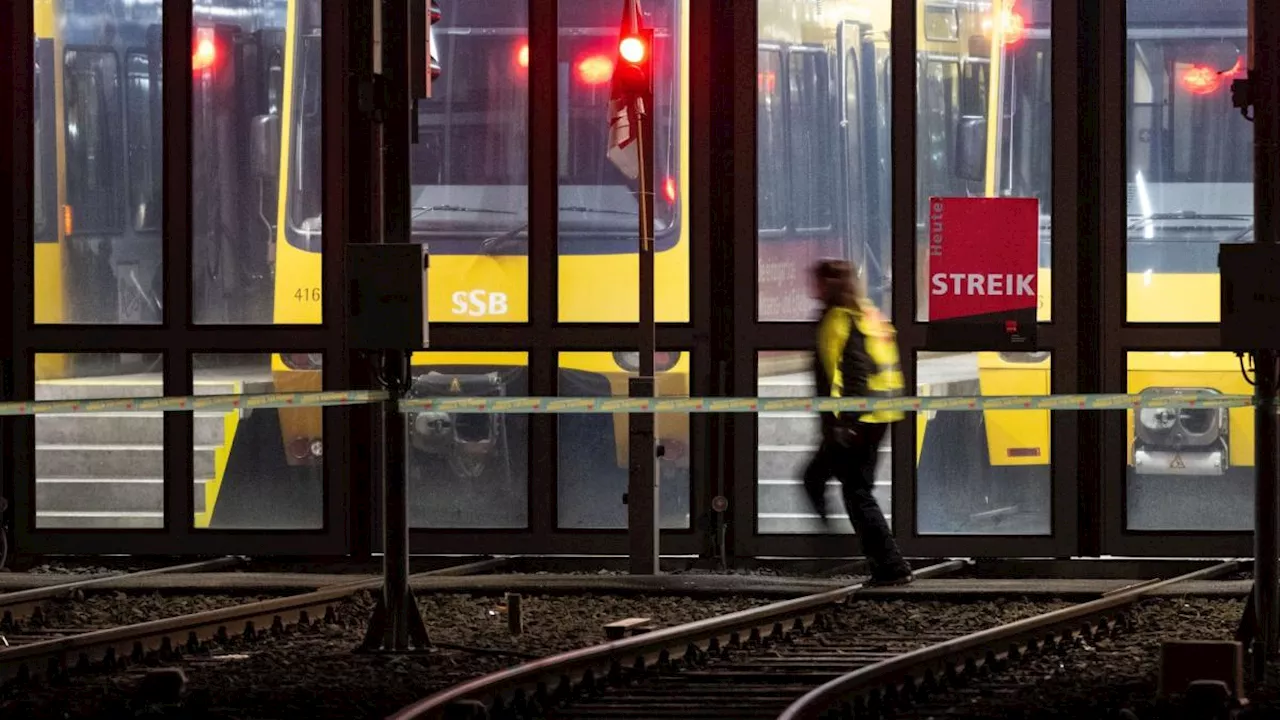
[724,0,1081,561]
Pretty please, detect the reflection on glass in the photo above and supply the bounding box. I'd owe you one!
[194,353,323,530]
[404,352,529,529]
[192,1,295,324]
[757,1,893,322]
[36,1,164,324]
[1125,352,1252,531]
[756,352,892,535]
[1126,0,1251,323]
[557,0,688,323]
[916,351,1051,535]
[35,353,164,529]
[414,1,530,323]
[915,0,1052,322]
[557,351,691,529]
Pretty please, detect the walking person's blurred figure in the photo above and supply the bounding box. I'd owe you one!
[804,260,913,586]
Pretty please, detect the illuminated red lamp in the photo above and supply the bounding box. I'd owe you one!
[576,54,614,85]
[193,29,217,71]
[758,71,776,94]
[663,176,677,204]
[516,42,529,69]
[1180,56,1245,95]
[1000,9,1025,47]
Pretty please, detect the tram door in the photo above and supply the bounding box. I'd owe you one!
[836,21,867,278]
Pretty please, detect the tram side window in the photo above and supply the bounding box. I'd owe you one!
[1129,40,1252,185]
[64,49,124,235]
[288,30,323,232]
[788,50,834,231]
[758,49,786,231]
[920,59,960,199]
[125,52,160,233]
[34,58,46,239]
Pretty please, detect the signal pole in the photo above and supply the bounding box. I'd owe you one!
[624,27,659,576]
[1252,0,1280,677]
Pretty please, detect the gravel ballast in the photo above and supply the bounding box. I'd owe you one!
[0,591,775,719]
[898,597,1247,719]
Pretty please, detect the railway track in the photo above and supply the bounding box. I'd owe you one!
[0,555,507,686]
[389,559,1241,720]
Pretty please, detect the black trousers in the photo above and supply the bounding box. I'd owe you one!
[802,421,910,578]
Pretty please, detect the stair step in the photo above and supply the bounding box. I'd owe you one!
[34,378,269,401]
[36,478,211,514]
[35,412,227,445]
[37,445,219,479]
[34,512,163,530]
[756,478,891,516]
[757,444,890,479]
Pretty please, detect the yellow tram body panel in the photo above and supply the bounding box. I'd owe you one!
[1126,350,1254,470]
[271,0,693,466]
[33,0,68,380]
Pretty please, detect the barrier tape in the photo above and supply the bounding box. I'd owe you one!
[0,390,389,416]
[405,393,1254,413]
[0,391,1256,416]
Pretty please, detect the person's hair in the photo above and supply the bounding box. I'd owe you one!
[813,259,866,312]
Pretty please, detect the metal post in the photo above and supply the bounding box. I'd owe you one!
[1254,0,1280,677]
[627,76,659,575]
[361,0,429,652]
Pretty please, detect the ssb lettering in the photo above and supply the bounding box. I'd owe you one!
[451,290,509,317]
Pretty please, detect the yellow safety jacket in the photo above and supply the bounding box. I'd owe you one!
[814,303,905,424]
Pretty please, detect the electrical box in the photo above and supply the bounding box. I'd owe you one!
[1219,242,1280,351]
[347,243,429,349]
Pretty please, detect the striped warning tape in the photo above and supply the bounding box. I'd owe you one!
[0,390,389,416]
[0,391,1255,416]
[399,393,1256,414]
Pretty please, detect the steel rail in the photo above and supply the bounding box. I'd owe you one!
[0,555,508,686]
[777,559,1242,720]
[387,559,970,720]
[0,556,245,626]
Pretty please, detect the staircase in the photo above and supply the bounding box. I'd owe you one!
[33,376,262,529]
[755,354,980,534]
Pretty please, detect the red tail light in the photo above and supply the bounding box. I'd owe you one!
[1000,10,1025,46]
[516,42,529,69]
[193,28,217,72]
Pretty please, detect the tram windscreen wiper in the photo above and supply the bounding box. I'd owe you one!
[412,204,519,217]
[559,205,636,216]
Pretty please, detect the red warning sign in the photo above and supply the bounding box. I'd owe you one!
[927,197,1039,348]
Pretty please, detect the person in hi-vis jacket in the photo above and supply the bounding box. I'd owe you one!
[804,259,914,586]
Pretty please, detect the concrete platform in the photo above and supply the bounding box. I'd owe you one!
[0,573,1255,599]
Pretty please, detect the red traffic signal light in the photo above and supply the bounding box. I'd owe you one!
[613,29,653,98]
[619,35,647,64]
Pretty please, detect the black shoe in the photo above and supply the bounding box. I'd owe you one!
[865,572,914,587]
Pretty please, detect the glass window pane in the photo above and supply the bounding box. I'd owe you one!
[756,352,892,535]
[1125,1,1250,323]
[40,2,163,324]
[193,1,296,324]
[557,0,688,323]
[916,351,1051,535]
[194,353,323,530]
[915,2,1052,322]
[557,351,691,529]
[417,1,529,324]
[405,351,529,528]
[35,353,164,529]
[758,2,893,322]
[1125,351,1252,530]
